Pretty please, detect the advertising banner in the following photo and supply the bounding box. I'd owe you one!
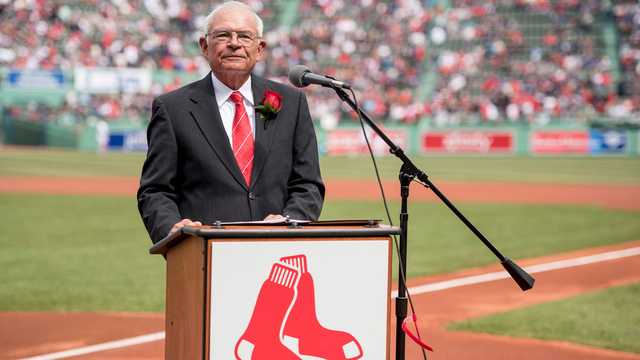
[209,240,390,359]
[530,130,589,154]
[589,129,627,154]
[421,130,514,154]
[325,127,408,156]
[4,70,66,89]
[74,67,152,94]
[108,130,148,152]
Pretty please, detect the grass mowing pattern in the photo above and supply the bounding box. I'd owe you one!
[2,194,638,311]
[2,148,640,184]
[319,156,640,184]
[0,149,145,177]
[449,283,640,354]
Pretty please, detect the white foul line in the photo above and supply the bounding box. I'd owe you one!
[18,331,165,360]
[21,246,640,360]
[394,246,640,297]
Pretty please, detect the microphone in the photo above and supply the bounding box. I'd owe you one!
[288,65,351,89]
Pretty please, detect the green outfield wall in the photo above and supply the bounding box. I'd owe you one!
[1,116,637,157]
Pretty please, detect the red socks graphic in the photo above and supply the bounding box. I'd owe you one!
[234,263,301,360]
[281,255,363,360]
[235,255,363,360]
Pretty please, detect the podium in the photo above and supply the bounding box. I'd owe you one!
[150,221,400,360]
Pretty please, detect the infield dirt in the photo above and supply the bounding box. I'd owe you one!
[1,176,639,210]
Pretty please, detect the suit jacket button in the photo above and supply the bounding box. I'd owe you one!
[248,192,256,200]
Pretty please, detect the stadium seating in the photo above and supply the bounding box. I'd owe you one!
[0,0,638,128]
[612,0,640,122]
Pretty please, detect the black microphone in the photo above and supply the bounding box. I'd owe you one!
[288,65,351,89]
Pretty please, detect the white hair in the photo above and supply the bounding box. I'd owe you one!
[203,1,264,37]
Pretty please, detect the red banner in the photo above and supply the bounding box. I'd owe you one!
[326,128,408,156]
[421,131,514,154]
[530,131,589,154]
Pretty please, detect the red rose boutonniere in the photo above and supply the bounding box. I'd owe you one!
[255,89,282,128]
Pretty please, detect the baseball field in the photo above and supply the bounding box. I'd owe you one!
[1,147,639,359]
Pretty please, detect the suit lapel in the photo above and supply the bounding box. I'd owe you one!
[250,75,278,188]
[188,74,247,189]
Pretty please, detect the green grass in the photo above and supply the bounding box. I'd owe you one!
[0,194,165,311]
[2,194,639,311]
[322,200,640,277]
[0,148,144,177]
[450,283,640,354]
[319,156,640,184]
[1,148,640,184]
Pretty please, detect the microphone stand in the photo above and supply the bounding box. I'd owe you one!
[329,86,535,360]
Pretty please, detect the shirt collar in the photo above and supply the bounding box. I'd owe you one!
[210,72,254,107]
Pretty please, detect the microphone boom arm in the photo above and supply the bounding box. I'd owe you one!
[330,86,535,291]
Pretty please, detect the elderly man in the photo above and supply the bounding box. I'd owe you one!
[137,1,324,243]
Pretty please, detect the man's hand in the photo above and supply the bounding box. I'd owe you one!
[169,219,202,236]
[263,214,288,222]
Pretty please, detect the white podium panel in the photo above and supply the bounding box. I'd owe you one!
[208,239,391,360]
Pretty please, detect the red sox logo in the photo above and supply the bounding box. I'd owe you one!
[234,254,363,360]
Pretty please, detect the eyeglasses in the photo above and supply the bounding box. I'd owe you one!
[206,30,260,45]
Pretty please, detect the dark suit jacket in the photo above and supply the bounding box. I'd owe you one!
[137,73,325,243]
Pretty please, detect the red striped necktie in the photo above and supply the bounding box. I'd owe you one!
[229,91,254,186]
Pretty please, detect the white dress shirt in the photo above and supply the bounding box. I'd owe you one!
[211,73,256,148]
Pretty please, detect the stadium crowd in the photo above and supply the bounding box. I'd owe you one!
[0,0,277,126]
[612,0,640,121]
[2,93,152,126]
[1,0,639,128]
[259,0,430,128]
[426,0,627,126]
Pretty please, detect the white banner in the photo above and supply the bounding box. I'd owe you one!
[74,67,152,94]
[4,70,66,89]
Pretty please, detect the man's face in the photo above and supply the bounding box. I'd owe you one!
[199,8,265,78]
